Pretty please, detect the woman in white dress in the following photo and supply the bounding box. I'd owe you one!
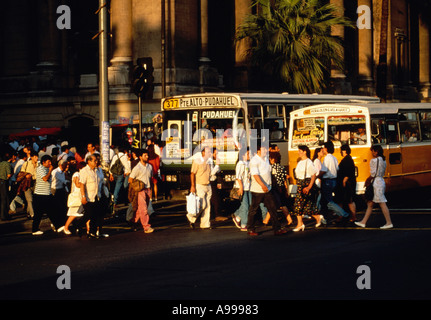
[64,162,86,234]
[355,145,393,229]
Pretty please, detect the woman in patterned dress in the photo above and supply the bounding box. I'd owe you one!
[292,145,323,231]
[268,151,293,225]
[355,145,393,229]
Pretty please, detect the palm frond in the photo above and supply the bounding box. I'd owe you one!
[234,0,354,93]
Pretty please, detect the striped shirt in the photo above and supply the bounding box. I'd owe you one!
[34,165,51,195]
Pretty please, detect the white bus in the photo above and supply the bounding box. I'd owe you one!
[160,93,380,196]
[288,102,431,195]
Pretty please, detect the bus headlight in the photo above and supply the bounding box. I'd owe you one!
[166,175,178,182]
[224,175,236,182]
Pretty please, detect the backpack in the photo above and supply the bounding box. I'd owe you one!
[110,154,125,176]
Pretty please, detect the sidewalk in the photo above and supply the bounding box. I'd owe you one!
[0,199,185,236]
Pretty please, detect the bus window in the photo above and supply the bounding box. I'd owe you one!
[199,109,238,150]
[420,112,431,141]
[327,115,367,146]
[385,120,400,143]
[371,119,385,143]
[291,117,324,148]
[248,105,263,138]
[399,112,419,142]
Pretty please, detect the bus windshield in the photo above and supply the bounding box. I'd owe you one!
[162,108,244,163]
[291,113,368,148]
[291,117,325,148]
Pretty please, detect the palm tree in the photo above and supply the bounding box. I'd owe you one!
[235,0,354,93]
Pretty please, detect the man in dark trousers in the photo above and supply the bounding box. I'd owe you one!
[246,142,287,236]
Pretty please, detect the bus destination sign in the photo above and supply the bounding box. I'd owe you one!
[163,95,239,109]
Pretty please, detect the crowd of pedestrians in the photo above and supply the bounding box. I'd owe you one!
[226,141,393,236]
[0,135,163,238]
[0,134,394,238]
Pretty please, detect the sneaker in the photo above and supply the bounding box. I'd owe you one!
[232,215,241,229]
[32,230,43,236]
[144,227,154,233]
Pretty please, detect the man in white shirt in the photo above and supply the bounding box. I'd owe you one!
[80,154,105,238]
[51,160,70,226]
[321,141,349,222]
[84,142,100,161]
[188,146,213,229]
[128,149,154,233]
[246,142,287,236]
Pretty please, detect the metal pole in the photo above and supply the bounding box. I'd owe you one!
[161,0,166,98]
[138,95,142,148]
[98,0,109,165]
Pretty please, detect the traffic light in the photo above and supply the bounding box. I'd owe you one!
[132,57,154,99]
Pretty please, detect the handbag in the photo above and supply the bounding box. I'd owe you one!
[230,186,242,200]
[16,171,27,183]
[67,190,82,207]
[186,192,201,216]
[364,158,379,201]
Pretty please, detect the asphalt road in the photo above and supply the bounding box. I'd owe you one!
[1,194,431,307]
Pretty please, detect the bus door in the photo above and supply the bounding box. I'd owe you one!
[381,118,403,190]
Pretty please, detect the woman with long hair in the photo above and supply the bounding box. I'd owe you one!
[336,144,357,222]
[355,145,393,229]
[292,145,323,231]
[268,151,293,225]
[147,144,160,201]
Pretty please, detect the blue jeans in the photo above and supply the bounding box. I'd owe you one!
[233,191,268,227]
[233,191,251,227]
[321,179,348,218]
[113,174,124,204]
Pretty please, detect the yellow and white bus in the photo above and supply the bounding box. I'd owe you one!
[160,92,379,195]
[288,102,431,195]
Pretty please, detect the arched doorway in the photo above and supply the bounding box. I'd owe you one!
[65,116,99,152]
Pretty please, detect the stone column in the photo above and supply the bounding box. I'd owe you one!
[199,0,209,63]
[330,0,350,94]
[419,14,431,101]
[31,0,61,90]
[108,0,133,87]
[233,0,252,90]
[357,0,374,95]
[36,0,60,70]
[199,0,219,91]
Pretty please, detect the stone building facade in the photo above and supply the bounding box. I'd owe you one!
[0,0,430,138]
